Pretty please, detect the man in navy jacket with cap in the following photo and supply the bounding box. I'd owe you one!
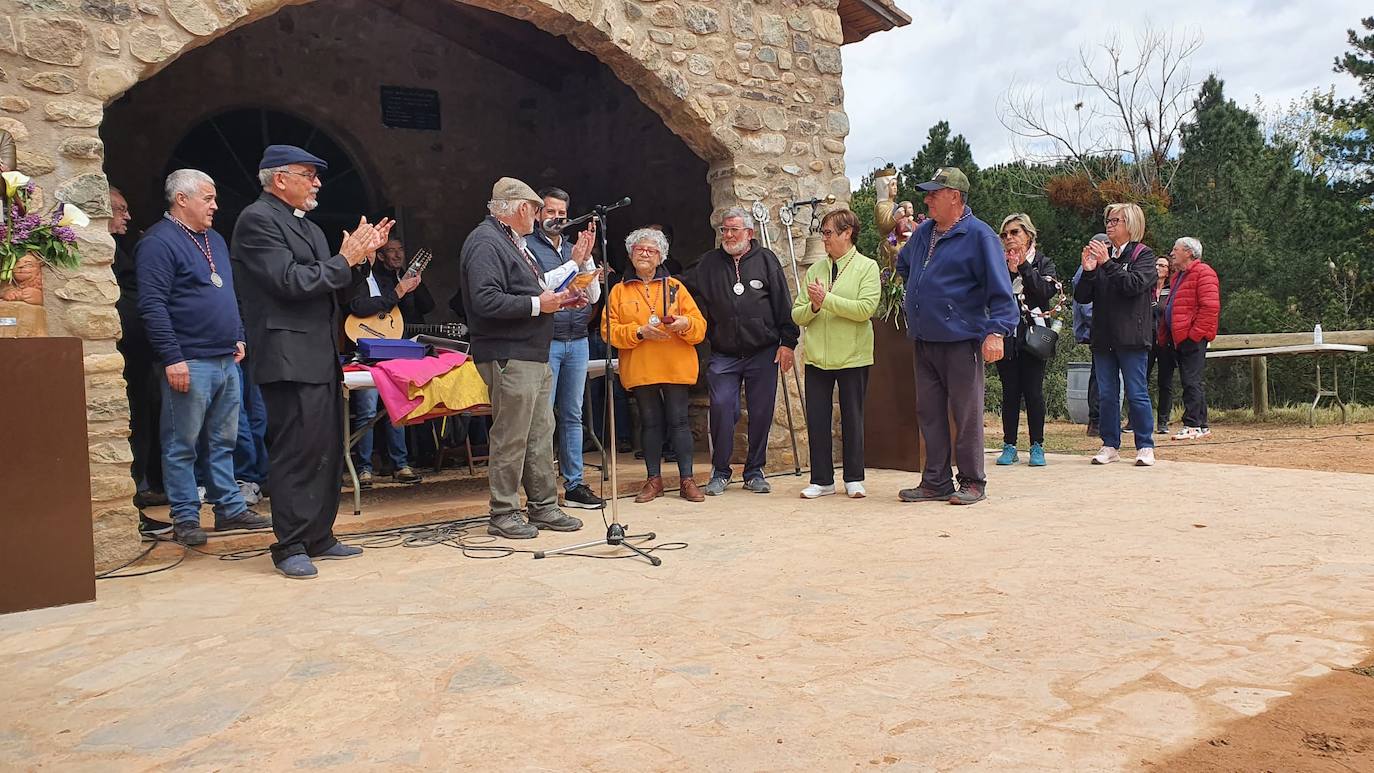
[895,167,1018,506]
[232,144,392,579]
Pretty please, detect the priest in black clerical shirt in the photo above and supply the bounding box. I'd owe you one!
[231,144,392,580]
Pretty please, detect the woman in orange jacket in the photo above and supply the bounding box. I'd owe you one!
[606,228,708,502]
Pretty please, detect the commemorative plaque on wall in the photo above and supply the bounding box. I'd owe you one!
[380,86,442,131]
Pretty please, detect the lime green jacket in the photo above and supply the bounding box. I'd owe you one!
[790,247,881,369]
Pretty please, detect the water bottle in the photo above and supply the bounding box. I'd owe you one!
[1314,323,1323,345]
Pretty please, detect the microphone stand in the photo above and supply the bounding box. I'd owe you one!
[534,198,663,566]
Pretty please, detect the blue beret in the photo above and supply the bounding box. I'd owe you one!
[258,144,329,171]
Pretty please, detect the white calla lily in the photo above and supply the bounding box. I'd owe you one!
[3,170,30,199]
[56,202,90,228]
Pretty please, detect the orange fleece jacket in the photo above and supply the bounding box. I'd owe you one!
[605,274,707,389]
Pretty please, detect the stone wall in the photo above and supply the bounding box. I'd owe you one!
[101,0,716,308]
[0,0,853,569]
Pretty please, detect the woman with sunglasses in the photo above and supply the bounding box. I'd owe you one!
[994,213,1061,467]
[791,208,881,498]
[1074,203,1159,467]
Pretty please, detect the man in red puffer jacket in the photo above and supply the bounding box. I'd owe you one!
[1158,237,1220,439]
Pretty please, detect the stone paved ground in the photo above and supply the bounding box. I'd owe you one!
[2,455,1372,771]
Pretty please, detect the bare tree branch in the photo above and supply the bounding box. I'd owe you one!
[998,23,1204,200]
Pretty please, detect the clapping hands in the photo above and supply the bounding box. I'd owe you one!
[1080,239,1107,272]
[340,216,396,267]
[806,279,827,310]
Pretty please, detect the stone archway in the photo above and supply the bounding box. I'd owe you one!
[0,0,862,569]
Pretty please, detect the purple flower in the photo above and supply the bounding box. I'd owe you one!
[21,181,35,195]
[53,225,76,243]
[10,213,42,243]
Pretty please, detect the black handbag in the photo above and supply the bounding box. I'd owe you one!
[1020,323,1059,361]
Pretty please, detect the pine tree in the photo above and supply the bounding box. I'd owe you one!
[1315,16,1374,200]
[898,121,978,205]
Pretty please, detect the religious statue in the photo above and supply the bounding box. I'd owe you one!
[0,128,14,214]
[873,166,904,271]
[0,128,14,174]
[0,254,44,304]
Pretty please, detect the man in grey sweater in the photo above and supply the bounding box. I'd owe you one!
[460,177,585,539]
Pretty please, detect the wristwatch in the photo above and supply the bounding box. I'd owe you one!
[635,328,645,341]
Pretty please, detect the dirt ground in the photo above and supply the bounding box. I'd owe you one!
[1147,657,1374,771]
[1030,418,1374,475]
[1016,414,1374,770]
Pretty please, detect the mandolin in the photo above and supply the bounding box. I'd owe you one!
[343,249,465,342]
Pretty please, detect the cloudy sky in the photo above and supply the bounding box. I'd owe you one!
[840,0,1369,182]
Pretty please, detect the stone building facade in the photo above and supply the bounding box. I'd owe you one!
[0,0,906,569]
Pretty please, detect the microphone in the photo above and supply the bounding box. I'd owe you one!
[543,198,632,234]
[1091,233,1109,243]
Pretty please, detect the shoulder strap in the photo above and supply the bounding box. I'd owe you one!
[1129,242,1146,261]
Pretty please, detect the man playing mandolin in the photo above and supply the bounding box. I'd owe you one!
[346,236,434,486]
[350,237,435,330]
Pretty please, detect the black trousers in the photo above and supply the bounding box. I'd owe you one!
[804,364,869,486]
[1174,339,1209,427]
[119,336,163,493]
[260,380,343,563]
[996,353,1047,445]
[633,384,694,480]
[1151,343,1176,425]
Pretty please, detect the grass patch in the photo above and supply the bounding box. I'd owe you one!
[1207,403,1374,425]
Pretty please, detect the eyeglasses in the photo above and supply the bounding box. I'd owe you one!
[999,228,1024,239]
[718,226,748,235]
[279,169,320,182]
[820,228,847,237]
[631,246,661,255]
[1104,217,1124,226]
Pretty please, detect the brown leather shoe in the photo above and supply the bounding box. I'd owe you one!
[679,478,705,502]
[634,476,664,503]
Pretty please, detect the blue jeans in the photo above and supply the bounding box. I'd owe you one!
[351,388,409,472]
[548,337,589,490]
[159,355,247,524]
[233,362,270,483]
[1093,347,1155,450]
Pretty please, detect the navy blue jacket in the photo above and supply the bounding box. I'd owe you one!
[896,207,1018,343]
[135,216,244,367]
[528,229,592,341]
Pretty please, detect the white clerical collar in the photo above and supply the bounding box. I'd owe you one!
[292,209,305,218]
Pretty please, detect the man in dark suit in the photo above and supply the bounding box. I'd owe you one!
[231,144,391,579]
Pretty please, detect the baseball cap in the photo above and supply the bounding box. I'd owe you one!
[914,167,970,194]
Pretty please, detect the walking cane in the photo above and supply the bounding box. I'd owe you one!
[753,202,804,476]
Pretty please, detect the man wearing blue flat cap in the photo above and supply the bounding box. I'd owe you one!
[232,144,393,579]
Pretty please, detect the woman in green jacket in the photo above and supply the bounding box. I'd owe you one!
[791,208,882,499]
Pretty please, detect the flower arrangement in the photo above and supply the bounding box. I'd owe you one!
[0,171,87,283]
[874,266,907,327]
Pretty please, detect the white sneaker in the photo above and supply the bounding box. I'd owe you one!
[1171,426,1202,441]
[196,485,206,503]
[1135,447,1156,466]
[845,481,867,498]
[800,483,836,499]
[1091,446,1120,465]
[1198,427,1211,438]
